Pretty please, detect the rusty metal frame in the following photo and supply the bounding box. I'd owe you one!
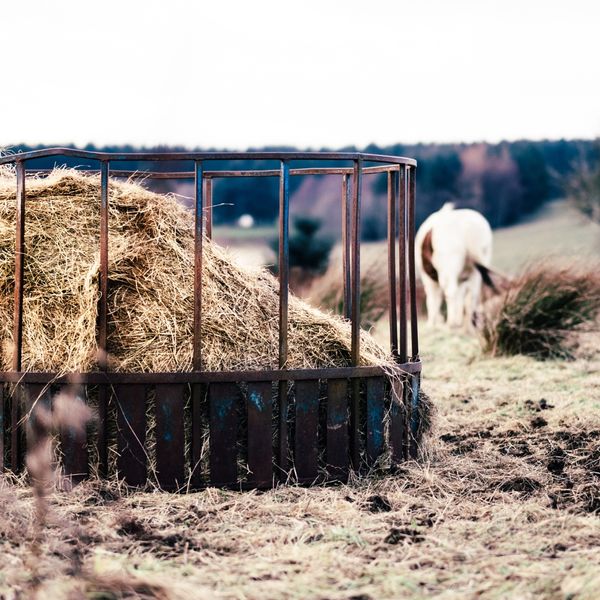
[0,148,420,489]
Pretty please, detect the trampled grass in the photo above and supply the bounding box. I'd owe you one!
[2,327,600,599]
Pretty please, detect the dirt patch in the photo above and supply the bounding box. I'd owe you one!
[498,476,541,494]
[364,495,392,513]
[384,527,425,545]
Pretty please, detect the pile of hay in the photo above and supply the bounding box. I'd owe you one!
[0,168,394,374]
[481,262,600,359]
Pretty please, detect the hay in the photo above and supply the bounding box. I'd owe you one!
[0,168,394,374]
[481,261,600,359]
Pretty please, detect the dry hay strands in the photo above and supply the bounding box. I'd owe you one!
[0,168,395,374]
[480,260,600,359]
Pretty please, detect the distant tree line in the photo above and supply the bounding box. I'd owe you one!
[6,139,597,232]
[368,139,597,231]
[564,141,600,225]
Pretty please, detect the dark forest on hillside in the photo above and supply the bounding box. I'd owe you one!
[6,139,598,236]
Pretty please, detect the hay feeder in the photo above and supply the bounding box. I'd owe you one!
[0,148,421,490]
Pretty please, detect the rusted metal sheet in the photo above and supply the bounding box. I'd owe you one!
[190,383,205,488]
[409,374,421,459]
[115,384,147,486]
[326,379,348,481]
[294,379,319,482]
[24,384,50,459]
[155,384,185,490]
[209,382,239,486]
[389,378,405,464]
[247,382,273,487]
[350,378,361,469]
[277,382,290,475]
[10,385,22,471]
[96,385,108,478]
[59,385,88,484]
[0,385,3,470]
[366,377,385,465]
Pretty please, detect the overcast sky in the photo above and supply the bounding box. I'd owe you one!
[2,0,598,149]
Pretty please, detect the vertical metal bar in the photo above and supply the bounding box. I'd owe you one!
[407,166,419,360]
[13,161,25,372]
[350,159,363,365]
[341,174,352,319]
[192,161,204,487]
[387,169,398,357]
[205,177,213,240]
[407,166,420,459]
[349,160,363,470]
[278,161,290,472]
[99,162,109,370]
[193,161,204,370]
[398,166,408,364]
[98,162,109,477]
[278,160,290,369]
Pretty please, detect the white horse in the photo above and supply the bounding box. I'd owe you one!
[416,203,495,329]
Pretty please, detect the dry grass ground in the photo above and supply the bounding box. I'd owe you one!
[2,326,600,599]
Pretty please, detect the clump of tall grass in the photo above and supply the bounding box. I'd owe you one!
[481,262,600,359]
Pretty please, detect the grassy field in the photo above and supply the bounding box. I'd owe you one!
[2,327,600,599]
[492,200,600,273]
[1,202,600,599]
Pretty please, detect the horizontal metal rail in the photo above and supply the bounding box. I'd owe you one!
[0,148,417,167]
[0,363,422,384]
[24,165,401,180]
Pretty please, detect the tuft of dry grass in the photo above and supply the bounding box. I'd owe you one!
[481,262,600,359]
